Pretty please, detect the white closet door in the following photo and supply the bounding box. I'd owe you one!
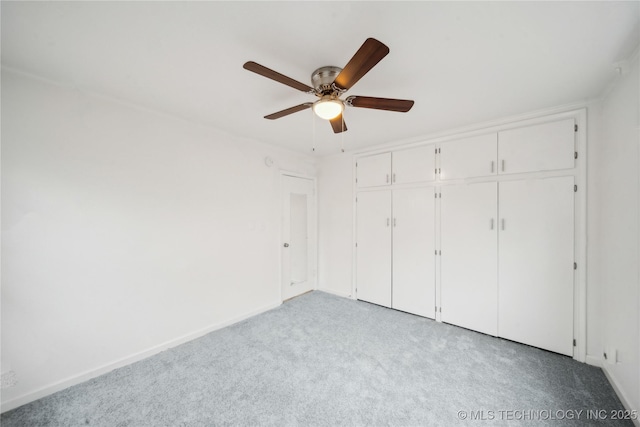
[498,176,574,356]
[392,145,436,184]
[439,133,497,180]
[440,182,498,335]
[498,119,575,174]
[392,188,436,318]
[356,190,392,307]
[356,152,392,188]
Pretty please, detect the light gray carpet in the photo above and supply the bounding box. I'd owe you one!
[1,291,633,426]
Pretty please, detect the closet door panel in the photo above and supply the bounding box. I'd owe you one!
[392,188,436,318]
[440,182,498,335]
[439,134,497,180]
[356,190,392,307]
[498,119,575,174]
[498,176,574,356]
[357,153,392,188]
[392,145,436,184]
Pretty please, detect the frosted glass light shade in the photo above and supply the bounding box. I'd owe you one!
[313,98,344,120]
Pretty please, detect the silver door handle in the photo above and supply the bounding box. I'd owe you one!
[501,159,505,172]
[491,161,495,173]
[283,243,289,247]
[501,219,505,230]
[393,218,397,227]
[386,174,390,183]
[387,218,390,227]
[392,173,396,183]
[490,218,494,230]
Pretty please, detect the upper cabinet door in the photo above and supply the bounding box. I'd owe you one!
[356,152,392,188]
[392,145,436,184]
[498,119,575,174]
[439,133,497,180]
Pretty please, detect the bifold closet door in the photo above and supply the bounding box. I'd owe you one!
[392,188,436,318]
[440,182,498,335]
[356,190,392,307]
[498,176,574,356]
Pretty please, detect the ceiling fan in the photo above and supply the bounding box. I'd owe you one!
[243,38,414,134]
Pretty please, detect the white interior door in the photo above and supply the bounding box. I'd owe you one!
[356,190,392,307]
[392,188,436,318]
[498,176,574,355]
[440,182,498,335]
[281,175,316,301]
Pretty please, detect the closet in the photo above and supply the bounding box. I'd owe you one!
[356,145,436,318]
[355,116,579,356]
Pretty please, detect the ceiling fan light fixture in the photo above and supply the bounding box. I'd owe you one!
[313,97,344,120]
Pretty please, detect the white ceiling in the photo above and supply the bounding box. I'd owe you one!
[2,1,639,156]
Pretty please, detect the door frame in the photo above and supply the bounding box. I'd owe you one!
[279,171,318,302]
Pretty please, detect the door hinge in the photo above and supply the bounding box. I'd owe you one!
[574,151,578,159]
[574,124,578,132]
[573,339,577,347]
[574,262,577,270]
[574,184,578,192]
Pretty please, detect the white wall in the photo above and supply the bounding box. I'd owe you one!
[586,100,604,364]
[317,154,353,298]
[593,52,640,412]
[0,69,315,411]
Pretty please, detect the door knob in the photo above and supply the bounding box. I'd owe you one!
[283,243,289,247]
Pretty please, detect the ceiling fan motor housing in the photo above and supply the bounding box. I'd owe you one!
[311,66,342,94]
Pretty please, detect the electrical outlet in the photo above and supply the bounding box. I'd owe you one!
[0,370,17,389]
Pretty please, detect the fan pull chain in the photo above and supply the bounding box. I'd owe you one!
[311,107,316,152]
[341,113,345,153]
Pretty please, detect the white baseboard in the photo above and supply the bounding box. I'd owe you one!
[585,354,602,367]
[316,287,353,299]
[601,365,640,427]
[1,300,281,414]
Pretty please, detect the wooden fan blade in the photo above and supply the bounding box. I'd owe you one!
[329,114,348,133]
[264,103,312,120]
[243,61,314,93]
[347,96,414,112]
[334,38,390,91]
